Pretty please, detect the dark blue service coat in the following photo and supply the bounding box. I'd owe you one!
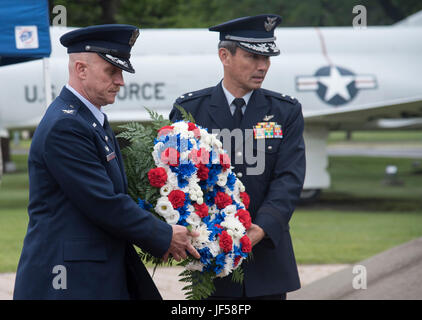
[13,87,172,300]
[170,82,306,297]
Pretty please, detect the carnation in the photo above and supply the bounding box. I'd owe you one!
[215,191,232,209]
[235,209,252,230]
[168,190,186,208]
[161,147,180,167]
[218,230,233,253]
[148,167,167,188]
[220,153,231,170]
[239,192,250,209]
[158,125,174,136]
[194,203,209,218]
[240,235,252,253]
[196,164,209,181]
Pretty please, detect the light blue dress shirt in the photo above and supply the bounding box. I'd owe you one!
[221,81,253,116]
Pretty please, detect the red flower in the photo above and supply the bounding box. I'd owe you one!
[187,122,201,138]
[219,230,233,253]
[158,125,174,136]
[189,148,210,165]
[147,167,167,188]
[196,164,209,180]
[235,209,252,230]
[187,122,197,131]
[239,192,250,209]
[240,235,252,253]
[194,203,209,218]
[219,153,231,170]
[215,191,232,209]
[161,147,179,166]
[234,256,242,267]
[168,190,186,209]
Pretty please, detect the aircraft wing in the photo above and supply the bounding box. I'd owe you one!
[303,96,422,130]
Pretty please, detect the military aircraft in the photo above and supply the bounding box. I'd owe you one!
[1,11,422,199]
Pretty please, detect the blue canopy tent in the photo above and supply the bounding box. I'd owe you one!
[0,0,51,65]
[0,0,51,177]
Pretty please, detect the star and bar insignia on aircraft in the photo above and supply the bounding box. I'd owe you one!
[296,65,377,106]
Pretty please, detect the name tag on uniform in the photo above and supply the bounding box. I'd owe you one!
[106,152,116,162]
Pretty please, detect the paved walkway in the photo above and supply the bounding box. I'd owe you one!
[0,264,348,300]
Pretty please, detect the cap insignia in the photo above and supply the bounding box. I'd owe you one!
[264,16,278,32]
[129,29,139,47]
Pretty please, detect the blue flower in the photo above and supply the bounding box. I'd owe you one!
[214,253,226,275]
[137,198,152,210]
[198,247,213,266]
[177,203,191,226]
[233,245,248,258]
[206,165,222,188]
[163,134,179,151]
[226,172,236,191]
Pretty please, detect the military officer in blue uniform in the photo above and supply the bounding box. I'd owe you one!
[14,24,199,300]
[170,15,306,299]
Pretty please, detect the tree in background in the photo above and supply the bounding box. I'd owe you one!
[49,0,422,27]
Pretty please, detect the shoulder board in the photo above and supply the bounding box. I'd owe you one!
[261,88,298,104]
[175,86,213,104]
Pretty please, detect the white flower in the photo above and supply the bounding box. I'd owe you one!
[179,151,190,164]
[166,171,178,187]
[155,198,173,218]
[221,215,246,240]
[207,241,221,257]
[172,121,188,134]
[217,174,227,187]
[208,205,218,215]
[217,255,234,278]
[223,205,237,215]
[186,211,201,227]
[165,210,180,225]
[196,197,204,205]
[160,185,171,196]
[191,224,211,248]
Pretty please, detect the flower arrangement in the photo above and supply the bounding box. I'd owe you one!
[118,108,252,299]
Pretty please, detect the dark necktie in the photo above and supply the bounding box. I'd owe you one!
[232,98,245,128]
[103,114,115,150]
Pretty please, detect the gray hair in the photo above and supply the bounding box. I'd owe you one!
[218,40,238,55]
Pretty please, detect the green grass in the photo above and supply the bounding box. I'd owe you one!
[1,148,422,271]
[0,209,28,273]
[328,130,422,143]
[290,210,422,264]
[0,153,29,273]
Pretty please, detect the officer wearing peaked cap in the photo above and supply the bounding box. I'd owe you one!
[14,25,200,300]
[170,15,306,300]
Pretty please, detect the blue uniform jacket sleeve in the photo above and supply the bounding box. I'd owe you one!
[43,117,172,257]
[254,102,306,248]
